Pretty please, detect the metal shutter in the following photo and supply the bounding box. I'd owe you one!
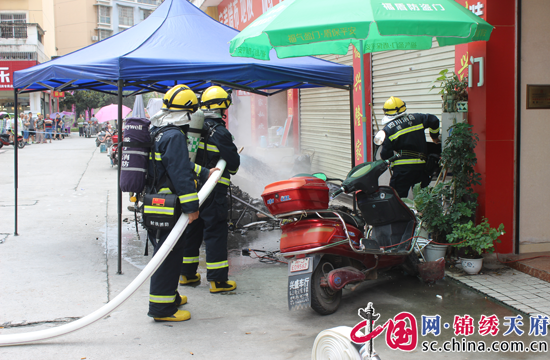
[299,49,353,180]
[371,41,455,137]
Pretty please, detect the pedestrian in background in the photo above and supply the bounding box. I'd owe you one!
[36,114,45,144]
[28,112,36,145]
[22,113,30,145]
[78,114,85,137]
[44,115,53,144]
[54,114,63,140]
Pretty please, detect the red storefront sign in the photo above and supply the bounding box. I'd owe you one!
[53,91,65,97]
[0,61,39,90]
[218,0,284,31]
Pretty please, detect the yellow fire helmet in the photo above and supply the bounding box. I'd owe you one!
[383,96,407,116]
[382,96,407,124]
[161,84,198,112]
[200,86,232,110]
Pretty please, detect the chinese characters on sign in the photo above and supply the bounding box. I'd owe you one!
[381,3,446,11]
[219,0,284,31]
[468,1,484,16]
[288,274,311,309]
[0,67,11,88]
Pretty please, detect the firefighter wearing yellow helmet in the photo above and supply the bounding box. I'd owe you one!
[380,96,441,198]
[180,86,240,293]
[146,84,213,322]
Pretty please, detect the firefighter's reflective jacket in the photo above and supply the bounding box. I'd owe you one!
[148,126,209,214]
[380,113,440,169]
[197,118,240,193]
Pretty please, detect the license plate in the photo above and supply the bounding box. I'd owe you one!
[290,258,310,273]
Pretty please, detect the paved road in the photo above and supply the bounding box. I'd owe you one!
[0,136,546,359]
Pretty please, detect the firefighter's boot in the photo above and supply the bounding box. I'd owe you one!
[210,280,237,293]
[178,295,187,306]
[153,310,191,322]
[180,273,201,285]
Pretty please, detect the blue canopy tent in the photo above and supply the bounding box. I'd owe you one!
[12,0,353,272]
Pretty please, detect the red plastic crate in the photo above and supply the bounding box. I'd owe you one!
[261,176,329,216]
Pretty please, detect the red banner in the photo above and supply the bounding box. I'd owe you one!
[53,91,65,98]
[0,61,38,90]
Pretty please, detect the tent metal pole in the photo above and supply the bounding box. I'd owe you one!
[117,79,124,274]
[13,88,19,236]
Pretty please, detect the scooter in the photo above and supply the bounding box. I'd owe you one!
[108,131,119,167]
[261,131,422,315]
[0,132,26,149]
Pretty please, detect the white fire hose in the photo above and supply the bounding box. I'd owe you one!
[311,326,363,360]
[0,159,226,347]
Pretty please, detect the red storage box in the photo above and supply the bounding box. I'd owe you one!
[261,176,329,216]
[112,134,119,144]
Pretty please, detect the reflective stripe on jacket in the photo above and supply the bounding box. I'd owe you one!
[196,117,240,193]
[381,113,440,169]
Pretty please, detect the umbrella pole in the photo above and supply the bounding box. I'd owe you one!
[117,80,123,274]
[13,88,19,236]
[359,40,368,162]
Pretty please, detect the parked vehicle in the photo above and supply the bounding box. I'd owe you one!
[108,132,119,167]
[261,131,422,315]
[0,132,26,150]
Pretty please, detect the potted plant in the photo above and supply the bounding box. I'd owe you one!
[431,69,468,112]
[447,218,505,274]
[413,122,480,260]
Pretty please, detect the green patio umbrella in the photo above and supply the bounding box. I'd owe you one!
[229,0,493,159]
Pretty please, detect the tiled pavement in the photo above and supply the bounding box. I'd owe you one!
[447,266,550,318]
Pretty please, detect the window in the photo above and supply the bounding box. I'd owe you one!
[119,6,134,27]
[0,13,27,39]
[98,6,111,24]
[138,0,158,5]
[0,14,26,23]
[141,9,153,20]
[99,29,112,41]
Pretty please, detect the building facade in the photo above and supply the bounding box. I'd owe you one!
[194,0,550,256]
[0,0,57,115]
[54,0,162,57]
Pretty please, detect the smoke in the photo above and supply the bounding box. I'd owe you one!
[227,92,301,198]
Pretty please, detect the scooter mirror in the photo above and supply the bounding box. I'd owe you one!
[374,130,386,146]
[312,173,327,181]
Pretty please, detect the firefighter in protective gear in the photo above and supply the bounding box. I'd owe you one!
[180,86,240,293]
[380,96,440,198]
[147,85,211,322]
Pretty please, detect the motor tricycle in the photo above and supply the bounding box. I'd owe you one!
[0,132,26,150]
[261,131,422,315]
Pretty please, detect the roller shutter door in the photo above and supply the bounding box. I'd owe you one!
[371,41,455,138]
[299,49,353,180]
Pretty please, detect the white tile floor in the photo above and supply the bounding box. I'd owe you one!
[447,267,550,317]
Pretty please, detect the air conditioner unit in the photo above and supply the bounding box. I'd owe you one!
[92,35,99,41]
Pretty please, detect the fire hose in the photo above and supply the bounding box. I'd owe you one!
[0,159,226,347]
[311,326,363,360]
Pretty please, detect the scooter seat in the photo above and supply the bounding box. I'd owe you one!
[327,210,366,229]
